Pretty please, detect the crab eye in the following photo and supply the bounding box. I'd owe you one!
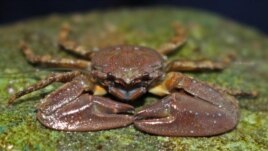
[130,79,141,85]
[107,72,115,80]
[92,65,102,71]
[142,72,151,80]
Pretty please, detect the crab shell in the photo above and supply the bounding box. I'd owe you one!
[91,45,164,100]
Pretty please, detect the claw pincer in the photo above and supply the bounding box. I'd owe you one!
[38,94,134,131]
[37,76,134,131]
[134,73,239,136]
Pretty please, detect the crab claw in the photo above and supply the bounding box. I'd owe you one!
[134,92,238,136]
[37,94,134,131]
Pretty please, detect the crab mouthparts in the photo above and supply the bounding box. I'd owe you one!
[108,86,147,101]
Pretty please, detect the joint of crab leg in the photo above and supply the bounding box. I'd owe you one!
[135,97,172,120]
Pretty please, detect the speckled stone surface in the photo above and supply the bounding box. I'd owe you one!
[0,7,267,151]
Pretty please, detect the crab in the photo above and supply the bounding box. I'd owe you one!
[8,23,256,136]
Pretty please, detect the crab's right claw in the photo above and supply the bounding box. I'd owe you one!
[37,94,134,131]
[134,92,239,136]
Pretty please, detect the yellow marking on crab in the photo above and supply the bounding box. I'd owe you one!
[149,84,170,96]
[93,85,107,96]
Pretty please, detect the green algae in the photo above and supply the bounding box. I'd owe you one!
[0,7,267,151]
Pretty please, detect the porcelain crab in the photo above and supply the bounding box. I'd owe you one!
[8,23,255,136]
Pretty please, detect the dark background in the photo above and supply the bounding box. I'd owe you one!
[0,0,267,34]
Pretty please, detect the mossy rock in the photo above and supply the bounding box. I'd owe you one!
[0,7,268,151]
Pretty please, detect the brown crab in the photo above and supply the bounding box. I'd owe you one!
[8,23,256,136]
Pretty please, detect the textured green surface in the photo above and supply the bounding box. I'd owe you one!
[0,8,268,151]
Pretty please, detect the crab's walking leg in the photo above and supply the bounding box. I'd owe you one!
[157,23,187,55]
[8,71,81,105]
[58,24,94,59]
[166,59,257,97]
[166,59,229,72]
[36,77,133,131]
[207,83,258,98]
[135,72,239,136]
[21,42,91,70]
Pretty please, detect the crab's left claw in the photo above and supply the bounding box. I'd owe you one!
[134,92,239,136]
[38,94,134,131]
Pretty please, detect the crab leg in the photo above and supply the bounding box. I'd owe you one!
[166,59,229,72]
[8,71,82,105]
[135,72,239,136]
[58,24,94,59]
[206,83,258,98]
[157,23,187,55]
[20,41,91,70]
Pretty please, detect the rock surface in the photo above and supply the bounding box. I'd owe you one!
[0,7,267,151]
